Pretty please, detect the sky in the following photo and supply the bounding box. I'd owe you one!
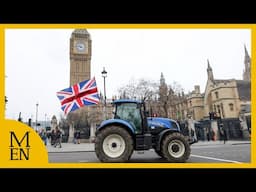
[5,28,251,122]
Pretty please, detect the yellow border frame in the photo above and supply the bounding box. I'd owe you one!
[0,24,254,168]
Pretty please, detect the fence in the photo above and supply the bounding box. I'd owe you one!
[180,118,246,141]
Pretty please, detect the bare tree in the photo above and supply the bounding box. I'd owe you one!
[118,78,158,101]
[116,76,185,119]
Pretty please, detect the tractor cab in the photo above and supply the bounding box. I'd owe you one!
[112,100,145,134]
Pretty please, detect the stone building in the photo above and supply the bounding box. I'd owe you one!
[175,46,251,122]
[165,46,251,140]
[187,85,204,121]
[203,49,251,120]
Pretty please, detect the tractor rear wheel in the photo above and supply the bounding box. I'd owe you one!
[95,126,133,162]
[161,132,190,163]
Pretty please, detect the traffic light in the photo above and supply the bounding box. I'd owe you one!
[209,112,213,120]
[28,118,32,126]
[209,112,218,120]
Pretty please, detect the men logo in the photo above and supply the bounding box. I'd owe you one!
[9,131,30,160]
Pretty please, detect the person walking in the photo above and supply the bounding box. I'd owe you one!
[76,130,81,144]
[206,129,210,141]
[220,124,228,144]
[39,128,47,145]
[54,126,62,148]
[73,131,77,144]
[50,129,56,146]
[223,127,228,144]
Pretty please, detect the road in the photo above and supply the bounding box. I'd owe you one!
[48,142,250,163]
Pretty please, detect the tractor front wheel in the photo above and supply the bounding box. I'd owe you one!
[95,126,133,162]
[161,132,191,163]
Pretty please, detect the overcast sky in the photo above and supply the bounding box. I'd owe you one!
[5,28,251,122]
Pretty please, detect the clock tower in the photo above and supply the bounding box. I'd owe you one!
[70,29,92,86]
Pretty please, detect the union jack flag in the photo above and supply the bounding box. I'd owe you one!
[56,77,100,114]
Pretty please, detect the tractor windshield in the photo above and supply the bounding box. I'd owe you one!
[114,103,142,133]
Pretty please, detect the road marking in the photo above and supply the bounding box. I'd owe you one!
[191,154,243,164]
[78,160,89,163]
[192,145,224,149]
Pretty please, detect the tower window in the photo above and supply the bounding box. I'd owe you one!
[229,103,234,111]
[215,91,219,99]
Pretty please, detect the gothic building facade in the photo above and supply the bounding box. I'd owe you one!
[159,47,251,140]
[203,58,251,120]
[165,45,251,122]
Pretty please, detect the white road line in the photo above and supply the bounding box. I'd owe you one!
[78,160,89,163]
[191,154,243,164]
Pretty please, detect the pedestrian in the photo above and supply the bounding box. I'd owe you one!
[54,126,62,148]
[220,124,228,144]
[39,128,47,145]
[73,131,77,144]
[223,127,228,144]
[206,130,210,141]
[76,130,81,144]
[50,129,56,146]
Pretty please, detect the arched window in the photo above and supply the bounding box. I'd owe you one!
[229,103,234,111]
[215,91,219,99]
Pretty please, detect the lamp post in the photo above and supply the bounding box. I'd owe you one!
[101,67,107,119]
[36,102,39,131]
[45,113,47,130]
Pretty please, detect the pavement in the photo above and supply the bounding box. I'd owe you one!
[46,140,251,153]
[47,143,95,153]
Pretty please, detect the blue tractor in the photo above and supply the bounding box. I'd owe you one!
[95,99,193,163]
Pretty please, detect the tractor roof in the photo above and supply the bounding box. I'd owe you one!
[113,99,143,104]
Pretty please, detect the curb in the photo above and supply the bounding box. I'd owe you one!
[231,142,251,145]
[47,150,95,153]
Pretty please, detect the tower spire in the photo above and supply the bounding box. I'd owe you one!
[244,44,249,57]
[243,45,251,81]
[160,72,165,85]
[207,59,211,69]
[207,59,214,81]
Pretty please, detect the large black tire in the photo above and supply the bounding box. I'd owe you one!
[95,126,134,162]
[161,132,191,163]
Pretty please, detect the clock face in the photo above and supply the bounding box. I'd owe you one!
[75,42,86,53]
[73,39,89,54]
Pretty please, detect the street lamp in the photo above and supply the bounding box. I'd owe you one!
[101,67,107,119]
[36,102,39,131]
[45,113,47,129]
